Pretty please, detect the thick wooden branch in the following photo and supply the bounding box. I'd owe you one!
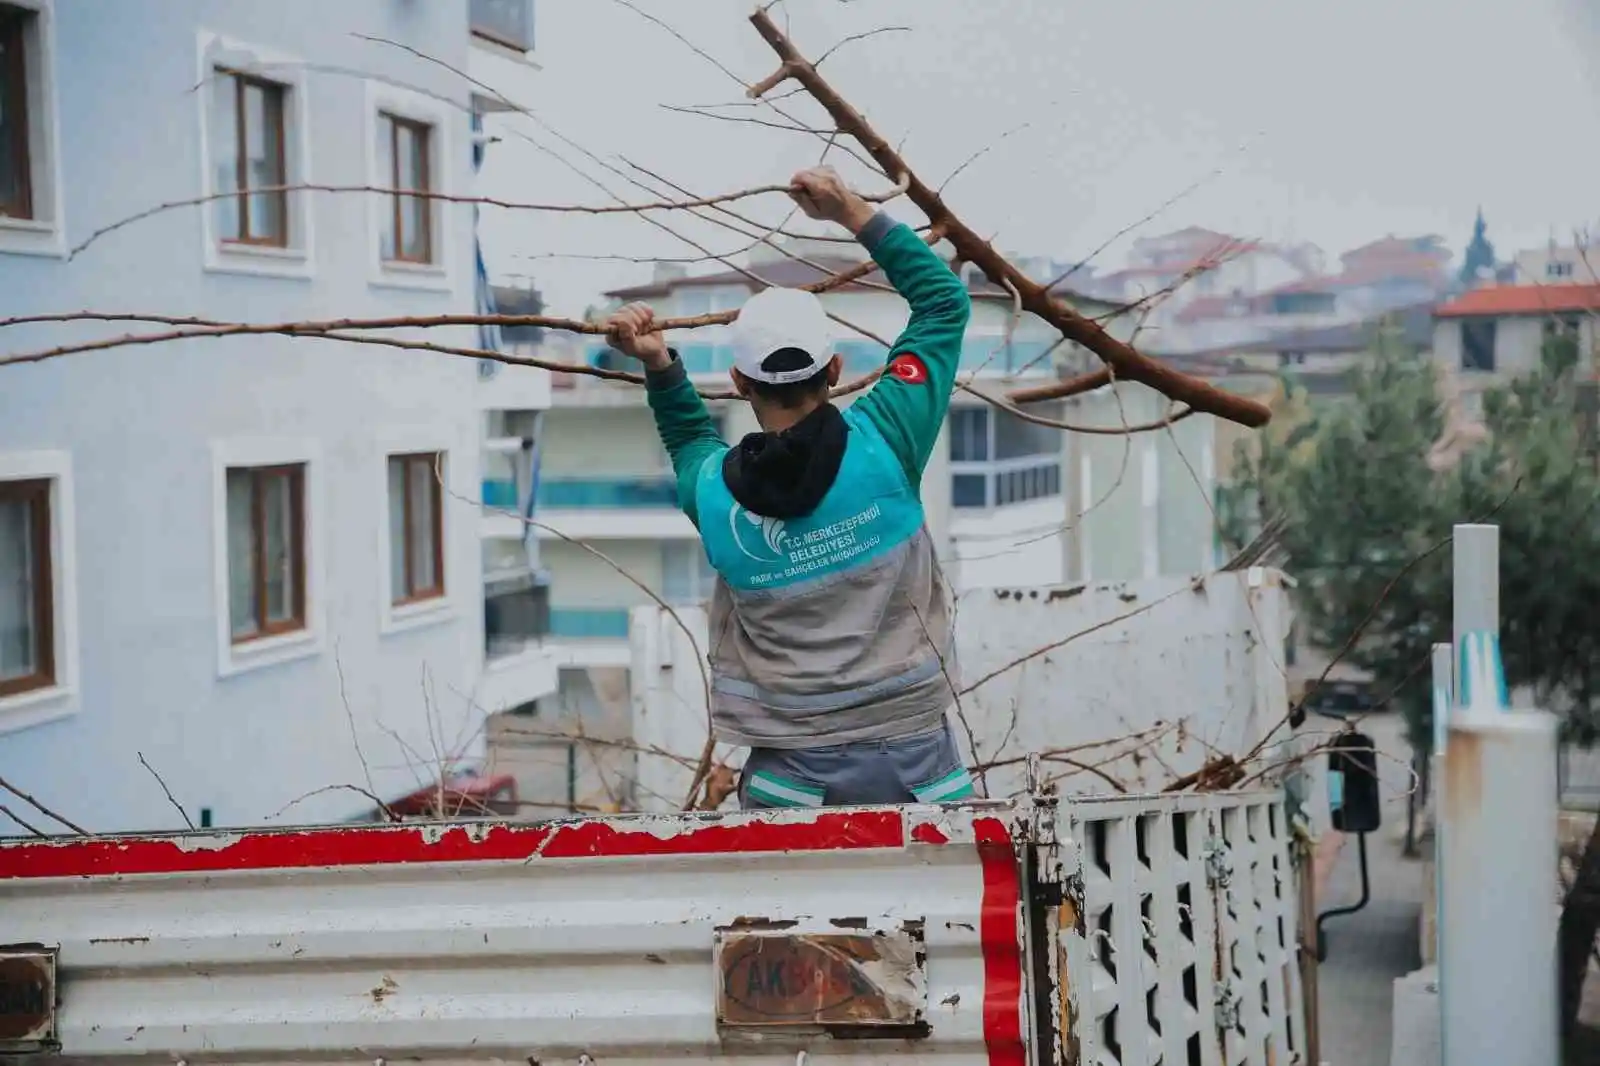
[747,9,1271,429]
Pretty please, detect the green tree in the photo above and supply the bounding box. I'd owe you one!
[1222,325,1452,749]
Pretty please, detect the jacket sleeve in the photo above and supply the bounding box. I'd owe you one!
[644,355,726,528]
[848,213,972,489]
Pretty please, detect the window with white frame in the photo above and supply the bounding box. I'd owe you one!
[1548,261,1575,280]
[387,452,445,606]
[212,68,288,247]
[225,463,306,644]
[0,0,62,256]
[198,33,311,275]
[0,477,51,697]
[365,81,450,289]
[661,542,716,604]
[950,404,1063,509]
[0,452,75,725]
[377,112,433,264]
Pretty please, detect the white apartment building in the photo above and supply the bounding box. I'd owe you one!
[0,0,556,833]
[1511,239,1600,286]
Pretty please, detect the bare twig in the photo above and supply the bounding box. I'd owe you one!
[270,783,406,821]
[812,25,912,67]
[335,645,401,823]
[0,802,47,838]
[136,751,196,830]
[0,773,87,835]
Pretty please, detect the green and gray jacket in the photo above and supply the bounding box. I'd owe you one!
[645,213,971,748]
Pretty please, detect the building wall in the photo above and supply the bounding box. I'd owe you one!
[544,540,666,611]
[1512,246,1600,285]
[0,0,495,832]
[1432,315,1583,409]
[539,407,676,478]
[1066,384,1220,582]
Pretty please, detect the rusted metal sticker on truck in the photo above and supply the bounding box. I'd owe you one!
[0,948,57,1053]
[714,926,926,1032]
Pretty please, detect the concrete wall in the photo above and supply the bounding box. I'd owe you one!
[0,0,497,832]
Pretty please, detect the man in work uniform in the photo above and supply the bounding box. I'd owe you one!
[602,166,976,810]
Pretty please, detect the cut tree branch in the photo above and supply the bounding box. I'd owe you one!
[745,8,1271,429]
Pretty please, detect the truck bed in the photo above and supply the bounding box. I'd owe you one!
[0,792,1306,1066]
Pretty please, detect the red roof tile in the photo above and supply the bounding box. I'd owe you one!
[1434,283,1600,318]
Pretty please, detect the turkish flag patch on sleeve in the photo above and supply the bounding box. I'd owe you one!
[888,352,929,384]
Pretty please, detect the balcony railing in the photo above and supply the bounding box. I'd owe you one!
[471,0,534,51]
[548,607,632,640]
[537,476,678,509]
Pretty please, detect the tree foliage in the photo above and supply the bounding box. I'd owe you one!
[1222,325,1600,747]
[1221,323,1451,747]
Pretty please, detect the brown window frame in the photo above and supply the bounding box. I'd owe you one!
[0,478,53,699]
[217,68,289,248]
[380,111,433,264]
[228,464,307,645]
[0,4,34,221]
[389,452,445,606]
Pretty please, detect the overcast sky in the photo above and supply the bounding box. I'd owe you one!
[473,0,1600,315]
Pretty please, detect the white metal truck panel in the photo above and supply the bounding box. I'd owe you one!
[1060,793,1306,1066]
[0,792,1305,1066]
[0,805,1030,1066]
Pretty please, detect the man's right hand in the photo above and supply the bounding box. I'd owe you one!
[788,166,876,236]
[603,302,672,371]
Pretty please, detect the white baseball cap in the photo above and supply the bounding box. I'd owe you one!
[731,287,834,384]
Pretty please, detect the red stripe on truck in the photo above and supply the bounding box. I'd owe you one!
[976,815,1027,1066]
[0,810,911,879]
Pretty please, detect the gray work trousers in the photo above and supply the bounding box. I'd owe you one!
[737,718,977,809]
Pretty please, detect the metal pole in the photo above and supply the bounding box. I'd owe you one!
[1451,524,1507,712]
[1438,622,1559,1064]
